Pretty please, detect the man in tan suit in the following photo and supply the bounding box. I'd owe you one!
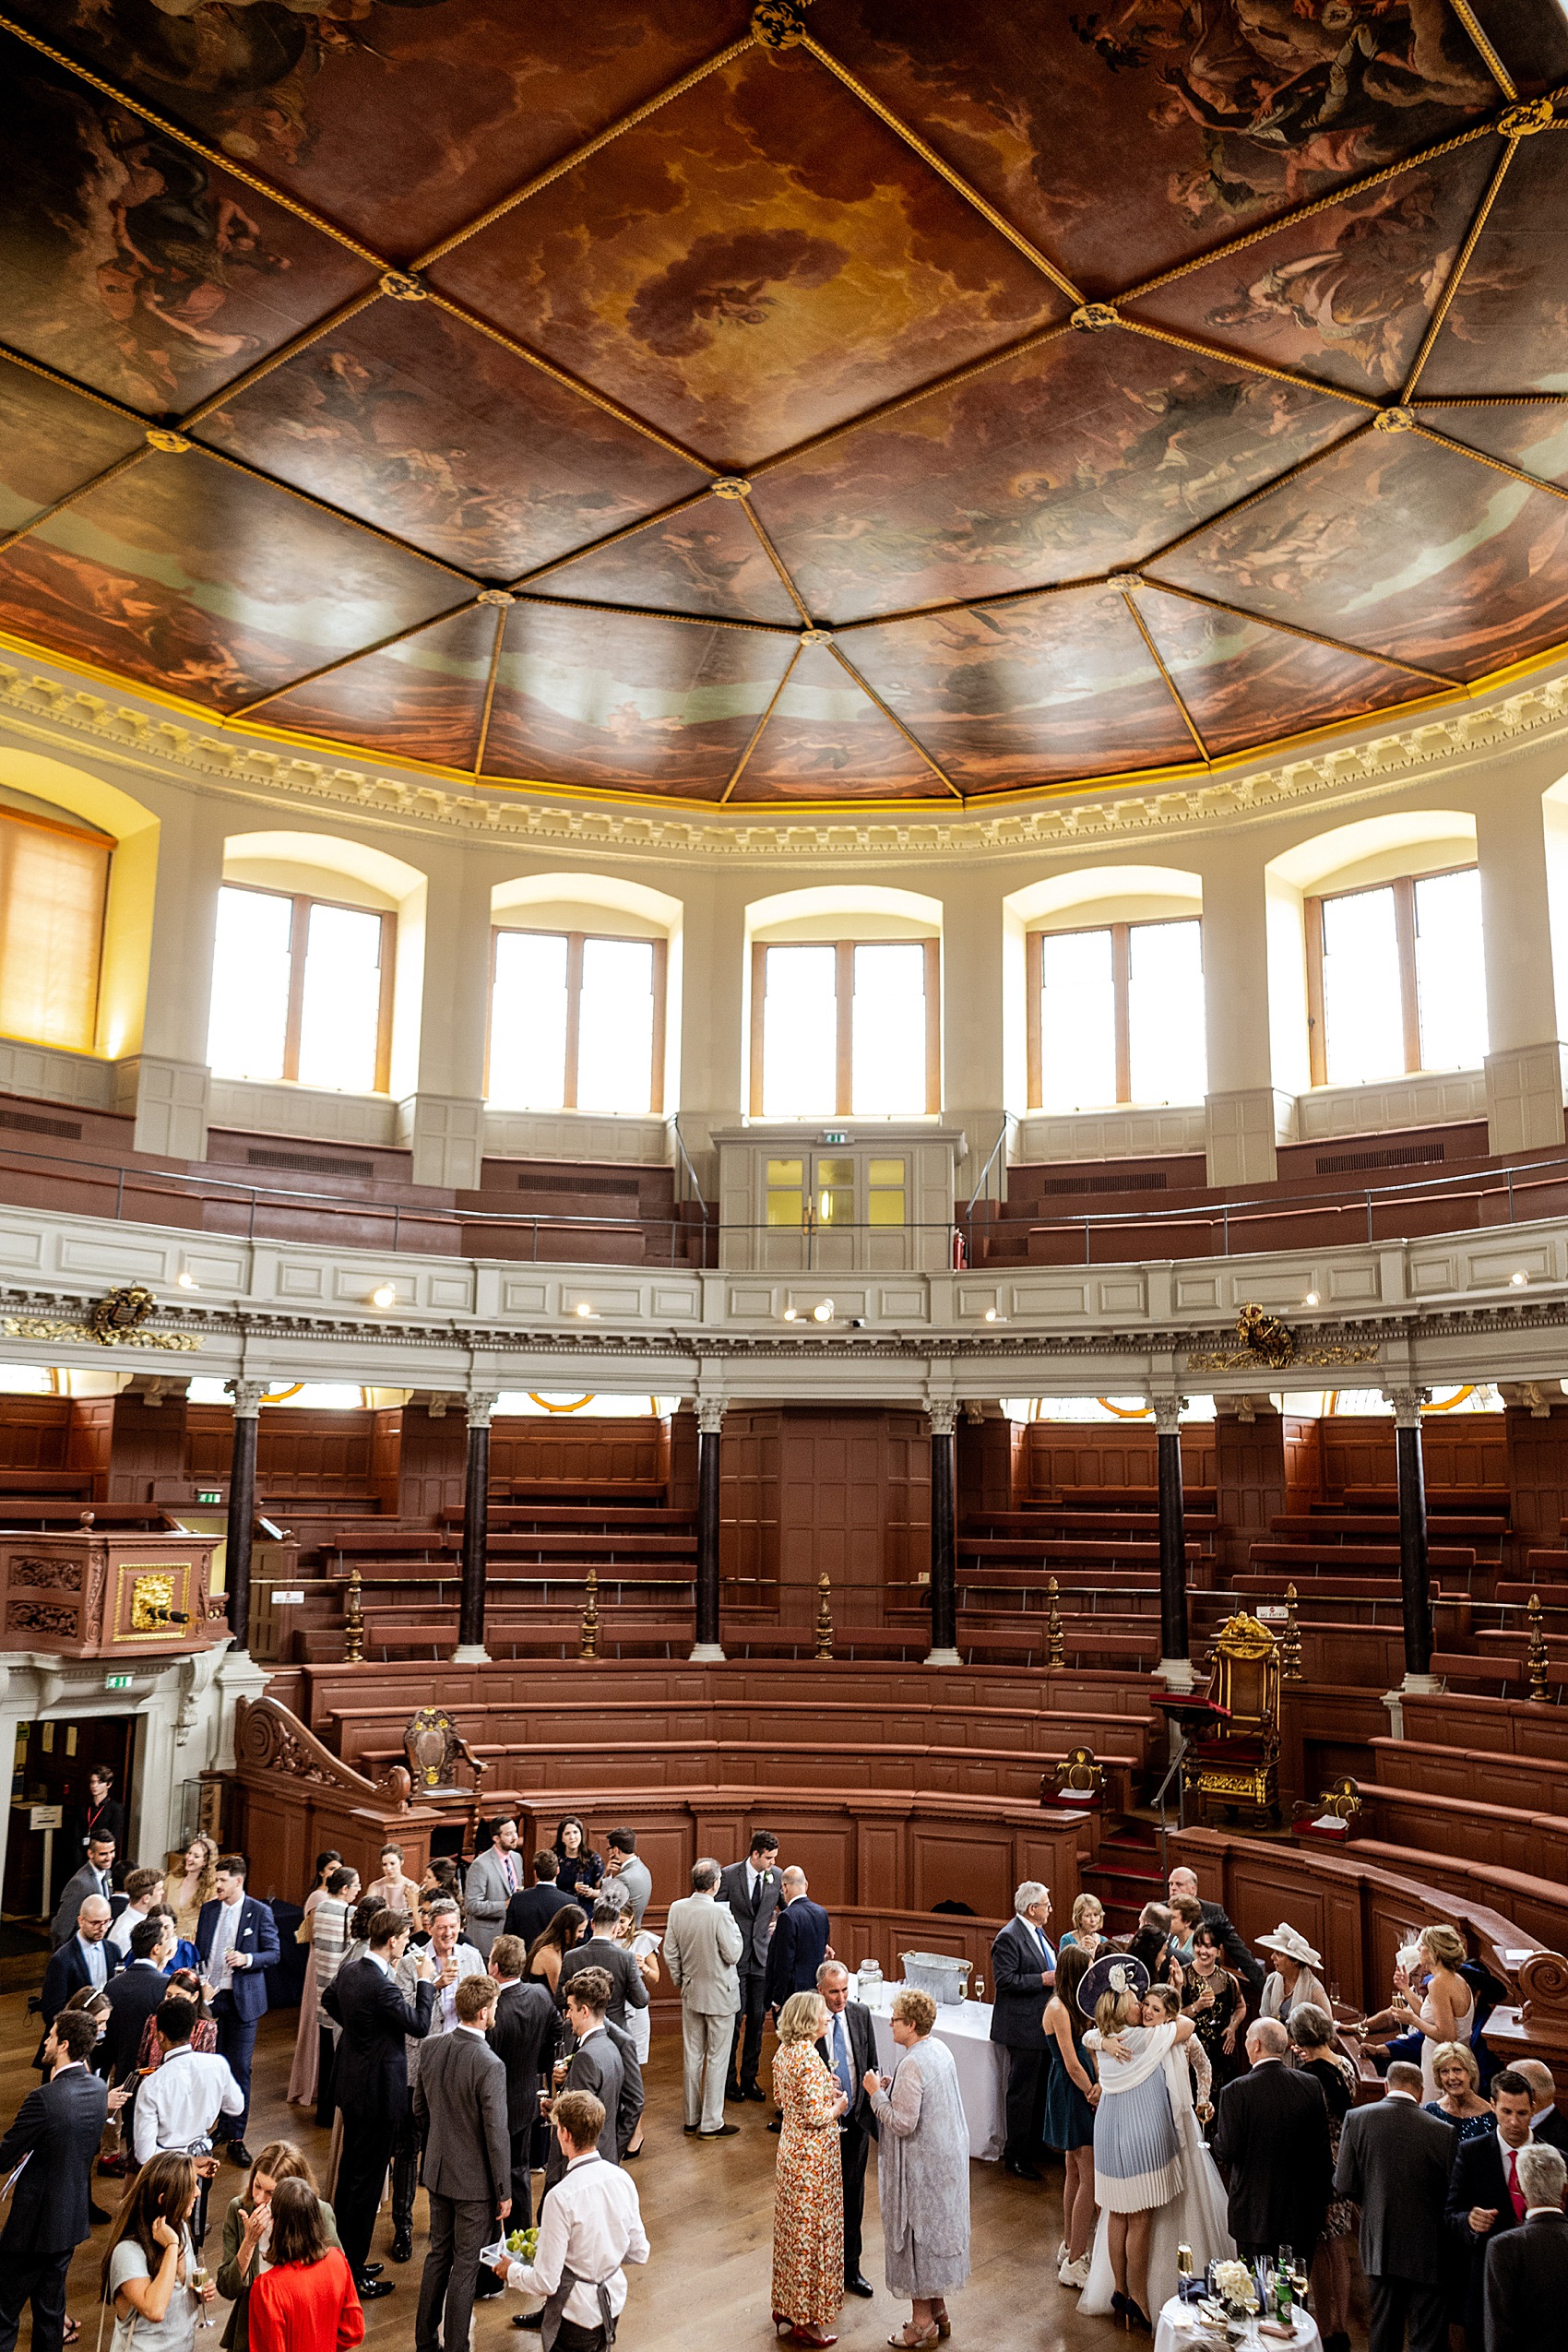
[662,1858,744,2138]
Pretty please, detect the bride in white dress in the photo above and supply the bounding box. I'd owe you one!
[1082,1983,1236,2320]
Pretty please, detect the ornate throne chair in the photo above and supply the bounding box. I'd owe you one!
[1180,1612,1281,1828]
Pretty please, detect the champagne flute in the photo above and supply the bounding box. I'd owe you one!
[192,2263,213,2329]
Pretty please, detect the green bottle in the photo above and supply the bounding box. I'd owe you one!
[1275,2264,1293,2324]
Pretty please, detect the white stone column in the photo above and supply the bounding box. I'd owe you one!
[1200,840,1293,1186]
[114,794,228,1159]
[1477,778,1568,1155]
[397,854,492,1188]
[940,873,1007,1199]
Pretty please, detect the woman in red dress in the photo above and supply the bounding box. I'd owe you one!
[244,2183,362,2352]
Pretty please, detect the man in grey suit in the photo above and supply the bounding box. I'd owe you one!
[412,1974,510,2352]
[665,1858,745,2138]
[1335,2061,1457,2352]
[1486,2143,1568,2352]
[50,1838,118,1949]
[541,1970,630,2192]
[462,1817,523,1961]
[719,1830,780,2103]
[603,1829,652,1930]
[558,1897,651,2030]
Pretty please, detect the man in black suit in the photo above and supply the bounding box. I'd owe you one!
[1336,2059,1457,2352]
[1448,2068,1538,2349]
[501,1851,576,1951]
[486,1936,558,2229]
[1213,2018,1333,2261]
[0,2007,109,2352]
[558,1897,651,2031]
[321,1906,437,2299]
[99,1914,176,2085]
[1516,2060,1568,2156]
[719,1831,780,2104]
[989,1881,1056,2177]
[77,1770,125,1866]
[1167,1865,1265,1992]
[40,1894,118,2032]
[1485,2142,1568,2352]
[50,1838,119,1949]
[765,1869,832,2014]
[816,1962,878,2299]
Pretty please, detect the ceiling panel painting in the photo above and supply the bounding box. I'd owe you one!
[0,358,148,529]
[0,447,458,710]
[1152,427,1568,683]
[811,0,1503,298]
[1135,588,1423,756]
[538,495,802,625]
[841,588,1198,790]
[426,42,1061,469]
[726,642,941,801]
[750,333,1355,624]
[197,298,700,582]
[1415,134,1568,398]
[1416,402,1568,488]
[1128,143,1502,398]
[0,36,375,416]
[255,599,493,768]
[478,603,796,799]
[9,0,757,259]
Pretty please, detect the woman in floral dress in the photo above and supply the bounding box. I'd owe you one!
[770,1990,847,2350]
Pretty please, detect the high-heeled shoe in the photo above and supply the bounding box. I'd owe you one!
[1123,2300,1151,2334]
[1111,2294,1130,2324]
[931,2303,951,2341]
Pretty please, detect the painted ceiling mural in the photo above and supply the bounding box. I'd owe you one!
[0,0,1564,808]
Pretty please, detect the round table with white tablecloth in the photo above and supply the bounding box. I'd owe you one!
[856,1981,1005,2162]
[1153,2296,1322,2352]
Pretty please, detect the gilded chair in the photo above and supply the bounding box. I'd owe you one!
[1180,1612,1281,1828]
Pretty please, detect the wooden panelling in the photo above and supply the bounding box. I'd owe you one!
[1213,1409,1290,1575]
[186,1405,379,1493]
[65,1397,114,1497]
[721,1408,930,1622]
[103,1393,190,1505]
[1401,1690,1568,1764]
[1319,1414,1506,1499]
[1503,1402,1568,1571]
[489,1418,665,1487]
[668,1408,698,1516]
[1020,1421,1216,1499]
[0,1396,71,1471]
[956,1416,1019,1519]
[1279,1686,1392,1809]
[720,1407,779,1597]
[395,1401,468,1522]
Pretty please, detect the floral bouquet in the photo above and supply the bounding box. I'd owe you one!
[1210,2261,1259,2320]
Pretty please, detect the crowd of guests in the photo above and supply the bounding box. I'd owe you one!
[983,1863,1566,2349]
[10,1792,1567,2352]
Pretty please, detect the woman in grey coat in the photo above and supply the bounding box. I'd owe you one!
[864,1987,970,2348]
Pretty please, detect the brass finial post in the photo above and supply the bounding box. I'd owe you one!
[814,1572,834,1659]
[1527,1590,1550,1703]
[580,1568,600,1661]
[343,1567,364,1665]
[1047,1576,1064,1669]
[1281,1583,1303,1681]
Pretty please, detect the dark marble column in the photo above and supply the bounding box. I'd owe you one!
[1154,1396,1194,1690]
[927,1402,959,1665]
[223,1380,266,1652]
[1389,1386,1436,1689]
[453,1392,497,1663]
[691,1399,725,1661]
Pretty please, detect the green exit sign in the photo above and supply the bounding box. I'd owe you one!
[103,1673,133,1692]
[822,1130,849,1144]
[197,1490,222,1504]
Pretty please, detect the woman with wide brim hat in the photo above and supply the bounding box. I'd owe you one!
[1256,1924,1329,2025]
[1076,1952,1209,2333]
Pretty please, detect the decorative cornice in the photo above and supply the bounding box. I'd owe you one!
[4,647,1568,869]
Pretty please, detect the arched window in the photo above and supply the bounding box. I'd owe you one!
[486,875,679,1117]
[1008,868,1206,1113]
[746,888,942,1120]
[0,796,112,1054]
[208,885,393,1093]
[1306,866,1485,1085]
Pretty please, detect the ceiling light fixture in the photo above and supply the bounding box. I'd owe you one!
[1303,1291,1319,1307]
[1511,1270,1529,1287]
[983,1307,998,1323]
[176,1271,196,1289]
[576,1302,597,1318]
[813,1301,834,1323]
[370,1282,397,1309]
[782,1307,798,1322]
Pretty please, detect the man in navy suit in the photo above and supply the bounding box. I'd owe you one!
[1447,2068,1537,2349]
[195,1853,279,2165]
[765,1869,832,2013]
[0,2007,110,2352]
[39,1894,118,2051]
[989,1880,1056,2177]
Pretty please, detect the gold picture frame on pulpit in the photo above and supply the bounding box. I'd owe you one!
[113,1562,193,1644]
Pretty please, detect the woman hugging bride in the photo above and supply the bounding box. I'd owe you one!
[1076,1954,1235,2331]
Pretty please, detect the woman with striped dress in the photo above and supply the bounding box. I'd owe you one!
[1077,1954,1204,2333]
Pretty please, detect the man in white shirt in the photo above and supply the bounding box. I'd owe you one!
[493,2089,648,2352]
[107,1869,166,1960]
[392,1896,485,2254]
[133,1995,244,2166]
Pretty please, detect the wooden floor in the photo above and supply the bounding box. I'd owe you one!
[5,2000,1368,2352]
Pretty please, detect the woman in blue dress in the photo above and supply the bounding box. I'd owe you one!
[1042,1943,1099,2288]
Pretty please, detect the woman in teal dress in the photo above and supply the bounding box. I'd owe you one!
[1042,1944,1099,2288]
